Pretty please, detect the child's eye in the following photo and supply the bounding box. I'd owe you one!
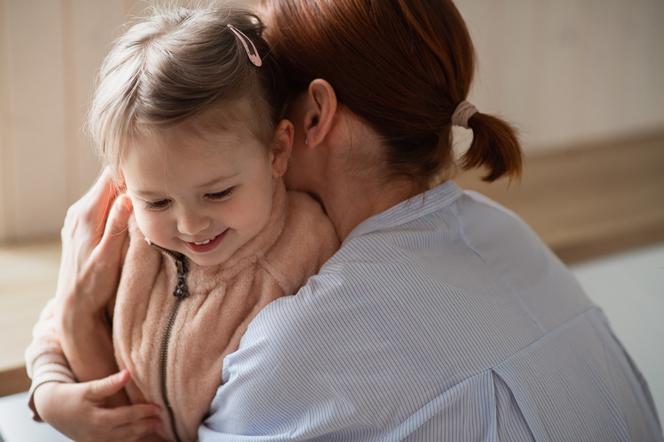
[206,187,235,201]
[145,199,171,210]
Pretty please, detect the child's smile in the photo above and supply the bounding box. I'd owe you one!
[184,228,229,254]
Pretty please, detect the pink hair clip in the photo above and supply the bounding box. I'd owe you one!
[227,24,262,67]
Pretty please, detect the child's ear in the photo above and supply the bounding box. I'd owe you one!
[270,119,294,178]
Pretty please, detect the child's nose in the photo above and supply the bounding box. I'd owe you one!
[177,211,211,236]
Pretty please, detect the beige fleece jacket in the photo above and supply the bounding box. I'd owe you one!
[25,180,339,441]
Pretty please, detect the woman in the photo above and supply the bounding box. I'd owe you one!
[32,1,661,440]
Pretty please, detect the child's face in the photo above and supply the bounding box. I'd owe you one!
[121,115,279,267]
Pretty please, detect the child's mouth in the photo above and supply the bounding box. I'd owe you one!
[185,229,228,253]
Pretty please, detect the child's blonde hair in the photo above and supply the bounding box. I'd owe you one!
[88,4,286,174]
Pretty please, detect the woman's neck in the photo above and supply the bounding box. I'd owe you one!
[320,175,425,241]
[303,109,428,241]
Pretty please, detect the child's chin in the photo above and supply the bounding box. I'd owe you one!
[186,252,228,267]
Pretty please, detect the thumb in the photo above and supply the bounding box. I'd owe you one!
[85,369,131,401]
[95,194,132,261]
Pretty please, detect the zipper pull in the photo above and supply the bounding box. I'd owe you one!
[173,255,189,299]
[144,240,190,300]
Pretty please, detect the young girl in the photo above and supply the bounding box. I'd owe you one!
[26,6,338,442]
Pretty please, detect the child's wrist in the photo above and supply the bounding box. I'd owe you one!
[33,381,63,422]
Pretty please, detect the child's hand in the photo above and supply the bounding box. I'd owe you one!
[34,370,162,442]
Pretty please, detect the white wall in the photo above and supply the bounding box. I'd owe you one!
[1,0,663,241]
[572,243,664,419]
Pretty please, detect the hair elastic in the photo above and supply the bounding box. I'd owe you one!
[227,24,262,67]
[451,100,478,129]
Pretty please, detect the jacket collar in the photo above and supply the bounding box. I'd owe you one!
[345,180,463,242]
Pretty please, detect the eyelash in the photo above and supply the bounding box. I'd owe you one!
[145,199,171,210]
[205,186,235,201]
[143,187,235,210]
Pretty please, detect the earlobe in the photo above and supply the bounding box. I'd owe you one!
[271,119,294,178]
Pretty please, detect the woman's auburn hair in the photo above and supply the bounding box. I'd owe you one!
[262,0,522,183]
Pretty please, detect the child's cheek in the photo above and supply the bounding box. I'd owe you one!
[233,187,273,235]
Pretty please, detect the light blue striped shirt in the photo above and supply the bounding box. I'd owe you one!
[199,181,662,441]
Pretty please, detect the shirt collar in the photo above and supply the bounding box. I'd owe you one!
[345,180,463,242]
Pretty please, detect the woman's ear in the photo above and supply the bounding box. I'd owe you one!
[303,79,338,148]
[270,119,294,178]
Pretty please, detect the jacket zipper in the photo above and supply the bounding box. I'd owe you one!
[157,249,189,442]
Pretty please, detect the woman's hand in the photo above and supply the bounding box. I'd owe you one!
[34,370,162,442]
[55,168,131,327]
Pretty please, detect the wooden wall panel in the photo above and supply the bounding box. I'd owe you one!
[456,0,664,151]
[3,0,68,240]
[456,131,664,263]
[0,0,9,240]
[0,1,131,242]
[64,0,128,204]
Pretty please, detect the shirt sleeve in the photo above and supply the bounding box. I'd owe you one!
[197,275,411,441]
[197,284,354,441]
[24,297,76,421]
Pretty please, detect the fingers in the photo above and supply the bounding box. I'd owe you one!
[89,168,120,237]
[77,168,119,238]
[95,404,162,441]
[97,403,162,427]
[85,370,131,401]
[93,194,132,263]
[114,417,162,441]
[106,194,132,237]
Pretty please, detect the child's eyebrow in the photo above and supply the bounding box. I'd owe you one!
[196,173,239,189]
[132,189,164,198]
[131,173,240,197]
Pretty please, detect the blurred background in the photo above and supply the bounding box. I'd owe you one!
[0,0,663,437]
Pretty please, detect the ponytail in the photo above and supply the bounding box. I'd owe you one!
[463,112,523,182]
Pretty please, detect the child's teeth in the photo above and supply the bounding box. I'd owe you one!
[194,239,211,245]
